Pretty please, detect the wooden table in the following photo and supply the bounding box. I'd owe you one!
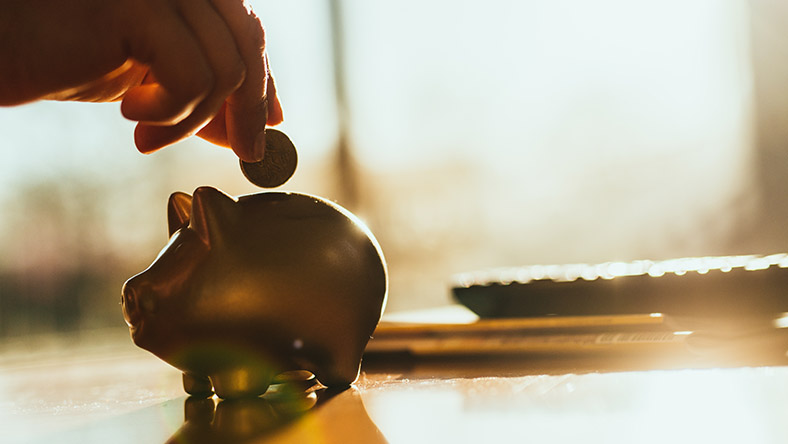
[3,327,788,444]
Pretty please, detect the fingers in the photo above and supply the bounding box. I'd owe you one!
[120,3,214,126]
[132,0,247,153]
[119,0,282,160]
[42,60,149,102]
[264,55,284,126]
[209,0,273,162]
[196,56,284,149]
[195,102,230,146]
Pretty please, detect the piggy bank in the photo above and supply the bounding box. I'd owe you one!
[121,186,387,398]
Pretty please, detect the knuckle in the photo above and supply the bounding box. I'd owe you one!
[219,58,247,92]
[182,67,215,102]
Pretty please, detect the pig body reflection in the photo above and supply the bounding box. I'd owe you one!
[122,186,387,398]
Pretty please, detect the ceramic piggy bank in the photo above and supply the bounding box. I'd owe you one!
[121,186,387,398]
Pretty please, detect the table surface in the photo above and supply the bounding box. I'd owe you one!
[3,326,788,444]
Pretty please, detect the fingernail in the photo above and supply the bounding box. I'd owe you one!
[253,131,266,162]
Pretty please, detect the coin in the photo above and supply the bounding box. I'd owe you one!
[240,129,298,188]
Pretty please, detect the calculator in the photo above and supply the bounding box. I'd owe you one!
[452,254,788,320]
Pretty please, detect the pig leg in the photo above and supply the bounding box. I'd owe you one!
[210,367,275,399]
[313,353,362,388]
[183,372,213,397]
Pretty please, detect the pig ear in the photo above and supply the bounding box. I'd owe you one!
[167,192,193,237]
[190,186,237,247]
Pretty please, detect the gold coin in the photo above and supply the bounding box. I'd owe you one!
[240,129,298,188]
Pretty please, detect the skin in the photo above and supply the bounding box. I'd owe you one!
[0,0,283,162]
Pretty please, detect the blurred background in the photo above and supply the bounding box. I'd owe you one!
[1,0,787,338]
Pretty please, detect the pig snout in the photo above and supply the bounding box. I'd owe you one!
[121,277,158,327]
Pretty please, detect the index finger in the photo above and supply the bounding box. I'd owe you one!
[196,54,283,149]
[209,0,271,162]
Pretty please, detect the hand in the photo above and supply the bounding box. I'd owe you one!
[0,0,283,162]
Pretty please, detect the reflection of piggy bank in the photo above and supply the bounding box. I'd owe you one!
[121,186,387,398]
